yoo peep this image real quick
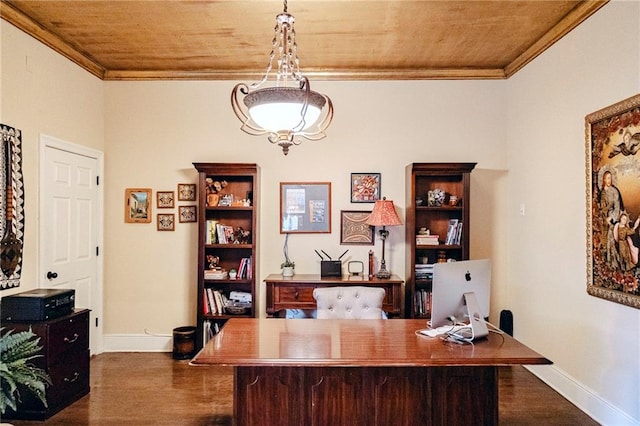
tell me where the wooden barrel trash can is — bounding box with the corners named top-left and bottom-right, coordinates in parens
top-left (172, 326), bottom-right (196, 359)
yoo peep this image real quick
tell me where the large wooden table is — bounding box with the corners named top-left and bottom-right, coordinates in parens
top-left (264, 273), bottom-right (404, 317)
top-left (192, 318), bottom-right (551, 425)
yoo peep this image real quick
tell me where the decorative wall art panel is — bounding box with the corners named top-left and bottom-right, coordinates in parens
top-left (1, 124), bottom-right (25, 290)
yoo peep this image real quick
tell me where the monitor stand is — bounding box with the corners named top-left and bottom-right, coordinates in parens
top-left (463, 292), bottom-right (489, 339)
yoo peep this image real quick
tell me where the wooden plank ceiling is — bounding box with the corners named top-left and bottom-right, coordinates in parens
top-left (0, 0), bottom-right (608, 81)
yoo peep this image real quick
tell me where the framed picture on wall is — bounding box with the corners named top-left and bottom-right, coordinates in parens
top-left (280, 182), bottom-right (331, 233)
top-left (350, 173), bottom-right (380, 203)
top-left (157, 191), bottom-right (175, 208)
top-left (340, 210), bottom-right (374, 245)
top-left (585, 93), bottom-right (640, 309)
top-left (124, 188), bottom-right (152, 223)
top-left (177, 183), bottom-right (196, 201)
top-left (157, 213), bottom-right (175, 231)
top-left (179, 206), bottom-right (197, 223)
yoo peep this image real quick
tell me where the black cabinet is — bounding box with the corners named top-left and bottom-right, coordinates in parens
top-left (2, 309), bottom-right (90, 420)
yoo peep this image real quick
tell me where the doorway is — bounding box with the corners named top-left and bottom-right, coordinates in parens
top-left (39, 135), bottom-right (103, 354)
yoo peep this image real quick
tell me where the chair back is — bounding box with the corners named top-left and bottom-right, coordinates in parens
top-left (313, 286), bottom-right (385, 319)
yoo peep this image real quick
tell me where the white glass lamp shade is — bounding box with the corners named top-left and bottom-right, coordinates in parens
top-left (244, 87), bottom-right (326, 132)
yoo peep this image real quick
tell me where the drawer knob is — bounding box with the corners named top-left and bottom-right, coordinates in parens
top-left (294, 291), bottom-right (299, 299)
top-left (64, 333), bottom-right (79, 344)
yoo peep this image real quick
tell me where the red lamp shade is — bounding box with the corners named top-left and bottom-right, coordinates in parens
top-left (365, 198), bottom-right (402, 227)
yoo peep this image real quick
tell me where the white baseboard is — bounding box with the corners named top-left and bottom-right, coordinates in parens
top-left (103, 333), bottom-right (172, 352)
top-left (526, 365), bottom-right (639, 426)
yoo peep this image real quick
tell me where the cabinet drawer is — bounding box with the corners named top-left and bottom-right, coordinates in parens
top-left (275, 286), bottom-right (316, 305)
top-left (47, 349), bottom-right (90, 407)
top-left (48, 313), bottom-right (89, 360)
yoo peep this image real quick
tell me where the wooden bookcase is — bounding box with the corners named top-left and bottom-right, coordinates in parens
top-left (405, 163), bottom-right (476, 319)
top-left (193, 163), bottom-right (259, 350)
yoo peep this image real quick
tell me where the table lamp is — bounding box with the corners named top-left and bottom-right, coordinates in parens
top-left (365, 197), bottom-right (402, 279)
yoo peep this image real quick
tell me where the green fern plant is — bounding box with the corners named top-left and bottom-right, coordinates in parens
top-left (0, 327), bottom-right (51, 415)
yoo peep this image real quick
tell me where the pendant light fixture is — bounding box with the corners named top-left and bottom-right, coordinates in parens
top-left (231, 0), bottom-right (333, 155)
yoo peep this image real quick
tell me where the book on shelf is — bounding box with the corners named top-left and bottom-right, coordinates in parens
top-left (214, 224), bottom-right (229, 244)
top-left (237, 257), bottom-right (253, 279)
top-left (415, 263), bottom-right (434, 280)
top-left (414, 289), bottom-right (432, 317)
top-left (416, 235), bottom-right (440, 245)
top-left (204, 269), bottom-right (228, 280)
top-left (205, 220), bottom-right (218, 244)
top-left (445, 220), bottom-right (463, 245)
top-left (203, 288), bottom-right (230, 315)
top-left (205, 288), bottom-right (217, 314)
top-left (214, 290), bottom-right (226, 314)
top-left (203, 320), bottom-right (221, 345)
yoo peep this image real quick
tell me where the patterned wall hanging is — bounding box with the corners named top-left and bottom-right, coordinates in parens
top-left (1, 124), bottom-right (25, 290)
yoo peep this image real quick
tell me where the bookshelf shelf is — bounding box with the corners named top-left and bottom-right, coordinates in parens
top-left (194, 162), bottom-right (259, 350)
top-left (204, 244), bottom-right (253, 249)
top-left (405, 163), bottom-right (475, 319)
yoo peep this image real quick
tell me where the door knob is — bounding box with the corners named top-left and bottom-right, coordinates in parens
top-left (46, 271), bottom-right (58, 280)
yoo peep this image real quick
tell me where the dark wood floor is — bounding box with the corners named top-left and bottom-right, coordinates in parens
top-left (7, 353), bottom-right (598, 425)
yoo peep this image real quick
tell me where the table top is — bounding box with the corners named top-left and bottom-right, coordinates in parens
top-left (191, 318), bottom-right (551, 367)
top-left (263, 274), bottom-right (403, 284)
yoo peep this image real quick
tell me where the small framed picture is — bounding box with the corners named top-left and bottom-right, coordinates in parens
top-left (350, 173), bottom-right (381, 203)
top-left (156, 191), bottom-right (175, 208)
top-left (179, 206), bottom-right (197, 223)
top-left (340, 210), bottom-right (374, 245)
top-left (178, 183), bottom-right (196, 201)
top-left (157, 213), bottom-right (175, 231)
top-left (124, 188), bottom-right (152, 223)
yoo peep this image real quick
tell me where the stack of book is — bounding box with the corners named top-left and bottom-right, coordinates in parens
top-left (204, 269), bottom-right (228, 280)
top-left (414, 289), bottom-right (432, 317)
top-left (416, 234), bottom-right (440, 245)
top-left (415, 263), bottom-right (434, 280)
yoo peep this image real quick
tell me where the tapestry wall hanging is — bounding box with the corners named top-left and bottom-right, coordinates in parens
top-left (586, 93), bottom-right (640, 309)
top-left (0, 124), bottom-right (25, 290)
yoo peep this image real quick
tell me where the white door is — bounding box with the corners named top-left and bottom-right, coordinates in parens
top-left (40, 135), bottom-right (103, 354)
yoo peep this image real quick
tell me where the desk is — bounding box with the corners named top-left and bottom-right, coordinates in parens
top-left (192, 318), bottom-right (551, 426)
top-left (264, 273), bottom-right (403, 317)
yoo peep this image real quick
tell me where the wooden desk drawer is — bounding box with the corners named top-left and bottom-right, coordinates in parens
top-left (275, 286), bottom-right (316, 305)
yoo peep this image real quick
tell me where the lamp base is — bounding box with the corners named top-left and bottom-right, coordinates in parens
top-left (375, 270), bottom-right (391, 279)
top-left (375, 260), bottom-right (391, 279)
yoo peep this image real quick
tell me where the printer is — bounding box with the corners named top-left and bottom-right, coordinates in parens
top-left (1, 288), bottom-right (75, 321)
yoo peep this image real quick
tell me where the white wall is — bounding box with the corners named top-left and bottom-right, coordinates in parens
top-left (506, 1), bottom-right (640, 424)
top-left (103, 80), bottom-right (508, 334)
top-left (0, 21), bottom-right (104, 294)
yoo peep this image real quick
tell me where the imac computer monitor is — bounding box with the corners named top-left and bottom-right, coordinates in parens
top-left (431, 259), bottom-right (491, 337)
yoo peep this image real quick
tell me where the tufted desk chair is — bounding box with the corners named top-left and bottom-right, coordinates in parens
top-left (313, 286), bottom-right (386, 319)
